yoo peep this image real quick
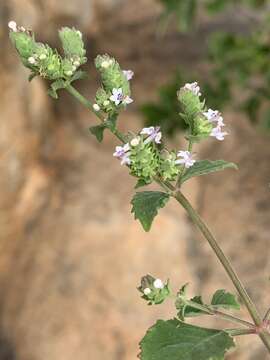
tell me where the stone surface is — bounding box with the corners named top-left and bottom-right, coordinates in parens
top-left (0, 0), bottom-right (269, 359)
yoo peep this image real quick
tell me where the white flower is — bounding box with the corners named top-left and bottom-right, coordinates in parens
top-left (203, 109), bottom-right (224, 127)
top-left (65, 70), bottom-right (73, 77)
top-left (210, 126), bottom-right (228, 141)
top-left (8, 21), bottom-right (17, 32)
top-left (73, 60), bottom-right (80, 67)
top-left (123, 70), bottom-right (134, 81)
top-left (28, 56), bottom-right (36, 65)
top-left (130, 137), bottom-right (140, 147)
top-left (183, 82), bottom-right (201, 96)
top-left (143, 288), bottom-right (151, 295)
top-left (93, 104), bottom-right (100, 112)
top-left (39, 54), bottom-right (47, 60)
top-left (175, 151), bottom-right (196, 168)
top-left (110, 88), bottom-right (123, 105)
top-left (140, 127), bottom-right (162, 144)
top-left (153, 279), bottom-right (164, 289)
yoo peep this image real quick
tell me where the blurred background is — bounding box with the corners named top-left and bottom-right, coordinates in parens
top-left (1, 0), bottom-right (270, 359)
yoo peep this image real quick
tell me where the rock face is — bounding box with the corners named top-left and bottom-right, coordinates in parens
top-left (0, 1), bottom-right (269, 359)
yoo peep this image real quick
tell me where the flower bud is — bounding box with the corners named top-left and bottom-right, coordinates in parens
top-left (58, 27), bottom-right (87, 65)
top-left (138, 275), bottom-right (170, 305)
top-left (95, 54), bottom-right (131, 98)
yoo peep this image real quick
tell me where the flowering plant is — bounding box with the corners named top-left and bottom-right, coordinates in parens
top-left (9, 21), bottom-right (270, 359)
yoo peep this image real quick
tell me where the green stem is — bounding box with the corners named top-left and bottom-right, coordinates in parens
top-left (226, 328), bottom-right (256, 337)
top-left (64, 82), bottom-right (270, 352)
top-left (174, 190), bottom-right (270, 352)
top-left (183, 298), bottom-right (254, 329)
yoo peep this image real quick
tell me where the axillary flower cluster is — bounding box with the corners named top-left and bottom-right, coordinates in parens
top-left (113, 80), bottom-right (228, 185)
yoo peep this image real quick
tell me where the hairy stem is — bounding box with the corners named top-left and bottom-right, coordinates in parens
top-left (226, 328), bottom-right (255, 337)
top-left (173, 190), bottom-right (270, 352)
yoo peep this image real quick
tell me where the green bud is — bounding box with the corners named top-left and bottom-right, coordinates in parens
top-left (95, 87), bottom-right (114, 112)
top-left (159, 150), bottom-right (179, 181)
top-left (138, 275), bottom-right (171, 305)
top-left (9, 30), bottom-right (37, 67)
top-left (129, 140), bottom-right (159, 183)
top-left (59, 27), bottom-right (87, 64)
top-left (95, 54), bottom-right (130, 96)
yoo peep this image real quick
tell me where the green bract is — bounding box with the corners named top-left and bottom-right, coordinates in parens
top-left (95, 54), bottom-right (130, 96)
top-left (58, 27), bottom-right (87, 65)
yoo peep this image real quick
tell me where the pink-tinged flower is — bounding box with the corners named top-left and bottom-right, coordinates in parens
top-left (110, 88), bottom-right (133, 106)
top-left (175, 151), bottom-right (196, 168)
top-left (140, 126), bottom-right (162, 144)
top-left (123, 70), bottom-right (134, 81)
top-left (210, 126), bottom-right (228, 141)
top-left (203, 109), bottom-right (224, 127)
top-left (183, 82), bottom-right (201, 96)
top-left (113, 143), bottom-right (131, 165)
top-left (123, 95), bottom-right (133, 105)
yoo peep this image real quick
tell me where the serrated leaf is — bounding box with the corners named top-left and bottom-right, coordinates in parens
top-left (89, 124), bottom-right (106, 143)
top-left (131, 191), bottom-right (170, 231)
top-left (181, 160), bottom-right (238, 184)
top-left (47, 79), bottom-right (66, 99)
top-left (140, 319), bottom-right (235, 360)
top-left (211, 290), bottom-right (240, 310)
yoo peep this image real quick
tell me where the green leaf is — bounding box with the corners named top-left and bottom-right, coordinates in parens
top-left (89, 124), bottom-right (106, 143)
top-left (211, 290), bottom-right (240, 310)
top-left (135, 178), bottom-right (151, 189)
top-left (47, 79), bottom-right (66, 99)
top-left (181, 160), bottom-right (238, 184)
top-left (28, 72), bottom-right (37, 82)
top-left (140, 319), bottom-right (235, 360)
top-left (131, 191), bottom-right (170, 231)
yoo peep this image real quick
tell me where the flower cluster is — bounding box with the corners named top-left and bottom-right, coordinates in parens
top-left (94, 55), bottom-right (133, 113)
top-left (178, 82), bottom-right (227, 142)
top-left (138, 275), bottom-right (170, 305)
top-left (8, 22), bottom-right (86, 81)
top-left (113, 126), bottom-right (197, 183)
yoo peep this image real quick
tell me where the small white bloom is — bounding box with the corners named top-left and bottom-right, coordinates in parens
top-left (20, 26), bottom-right (26, 32)
top-left (108, 59), bottom-right (114, 66)
top-left (39, 54), bottom-right (47, 60)
top-left (183, 82), bottom-right (201, 97)
top-left (73, 60), bottom-right (80, 67)
top-left (175, 150), bottom-right (196, 168)
top-left (153, 279), bottom-right (164, 289)
top-left (141, 127), bottom-right (162, 144)
top-left (113, 143), bottom-right (131, 165)
top-left (101, 60), bottom-right (110, 69)
top-left (143, 288), bottom-right (151, 295)
top-left (8, 21), bottom-right (17, 32)
top-left (65, 70), bottom-right (73, 76)
top-left (72, 65), bottom-right (77, 72)
top-left (110, 88), bottom-right (123, 106)
top-left (123, 70), bottom-right (134, 81)
top-left (210, 126), bottom-right (228, 141)
top-left (93, 104), bottom-right (100, 112)
top-left (203, 109), bottom-right (224, 127)
top-left (130, 137), bottom-right (140, 147)
top-left (28, 56), bottom-right (36, 65)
